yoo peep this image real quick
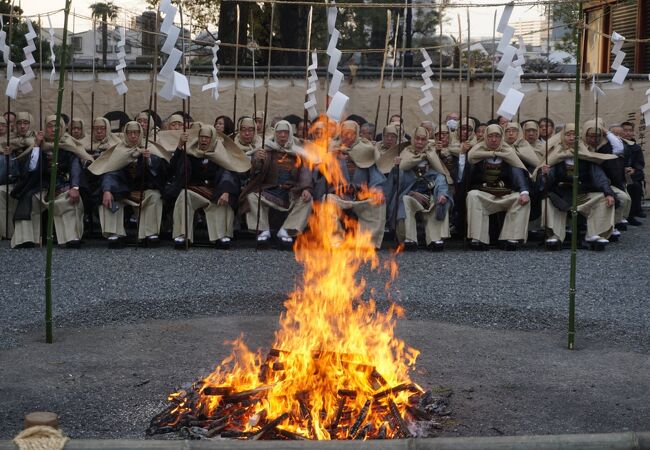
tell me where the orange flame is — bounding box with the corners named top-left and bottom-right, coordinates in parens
top-left (162, 115), bottom-right (419, 440)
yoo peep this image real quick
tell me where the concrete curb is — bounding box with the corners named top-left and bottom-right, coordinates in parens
top-left (1, 432), bottom-right (649, 450)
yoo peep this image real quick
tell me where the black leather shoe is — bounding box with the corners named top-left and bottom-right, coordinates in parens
top-left (628, 217), bottom-right (643, 226)
top-left (14, 242), bottom-right (35, 249)
top-left (147, 235), bottom-right (160, 247)
top-left (427, 241), bottom-right (444, 251)
top-left (403, 241), bottom-right (418, 251)
top-left (635, 211), bottom-right (647, 218)
top-left (616, 222), bottom-right (628, 231)
top-left (503, 240), bottom-right (519, 251)
top-left (66, 239), bottom-right (82, 249)
top-left (214, 238), bottom-right (231, 250)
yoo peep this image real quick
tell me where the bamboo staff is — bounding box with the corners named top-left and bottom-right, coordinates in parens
top-left (122, 11), bottom-right (128, 115)
top-left (373, 10), bottom-right (391, 136)
top-left (38, 14), bottom-right (44, 247)
top-left (232, 4), bottom-right (241, 122)
top-left (302, 6), bottom-right (313, 141)
top-left (45, 0), bottom-right (73, 344)
top-left (255, 2), bottom-right (275, 244)
top-left (180, 2), bottom-right (189, 250)
top-left (568, 2), bottom-right (585, 351)
top-left (491, 10), bottom-right (496, 119)
top-left (90, 18), bottom-right (96, 157)
top-left (5, 0), bottom-right (14, 243)
top-left (385, 14), bottom-right (400, 127)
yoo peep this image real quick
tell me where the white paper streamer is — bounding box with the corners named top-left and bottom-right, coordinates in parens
top-left (418, 48), bottom-right (434, 115)
top-left (610, 31), bottom-right (628, 86)
top-left (326, 4), bottom-right (346, 121)
top-left (494, 6), bottom-right (525, 119)
top-left (0, 20), bottom-right (15, 81)
top-left (590, 74), bottom-right (605, 100)
top-left (113, 26), bottom-right (128, 95)
top-left (47, 15), bottom-right (56, 84)
top-left (303, 51), bottom-right (319, 120)
top-left (201, 40), bottom-right (221, 101)
top-left (6, 18), bottom-right (38, 98)
top-left (158, 0), bottom-right (190, 101)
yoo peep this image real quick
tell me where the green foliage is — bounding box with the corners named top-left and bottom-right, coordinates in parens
top-left (552, 3), bottom-right (579, 54)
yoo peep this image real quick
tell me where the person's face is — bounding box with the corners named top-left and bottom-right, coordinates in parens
top-left (585, 129), bottom-right (601, 147)
top-left (539, 120), bottom-right (554, 138)
top-left (0, 123), bottom-right (7, 136)
top-left (45, 121), bottom-right (58, 141)
top-left (168, 121), bottom-right (183, 131)
top-left (435, 131), bottom-right (449, 146)
top-left (137, 117), bottom-right (149, 133)
top-left (445, 113), bottom-right (459, 121)
top-left (475, 125), bottom-right (486, 140)
top-left (275, 129), bottom-right (290, 146)
top-left (255, 117), bottom-right (264, 133)
top-left (498, 116), bottom-right (509, 128)
top-left (4, 114), bottom-right (14, 130)
top-left (383, 132), bottom-right (397, 148)
top-left (70, 124), bottom-right (83, 139)
top-left (413, 134), bottom-right (428, 151)
top-left (93, 125), bottom-right (107, 141)
top-left (296, 121), bottom-right (306, 137)
top-left (486, 132), bottom-right (502, 150)
top-left (460, 125), bottom-right (472, 141)
top-left (504, 127), bottom-right (518, 145)
top-left (610, 127), bottom-right (623, 138)
top-left (340, 127), bottom-right (357, 147)
top-left (215, 118), bottom-right (225, 133)
top-left (126, 129), bottom-right (140, 146)
top-left (564, 130), bottom-right (576, 147)
top-left (360, 127), bottom-right (374, 141)
top-left (16, 119), bottom-right (30, 137)
top-left (622, 125), bottom-right (635, 140)
top-left (389, 115), bottom-right (402, 124)
top-left (198, 134), bottom-right (212, 150)
top-left (525, 128), bottom-right (538, 143)
top-left (240, 126), bottom-right (255, 144)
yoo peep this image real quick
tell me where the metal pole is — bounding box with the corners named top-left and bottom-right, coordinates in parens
top-left (568, 2), bottom-right (584, 351)
top-left (45, 0), bottom-right (73, 344)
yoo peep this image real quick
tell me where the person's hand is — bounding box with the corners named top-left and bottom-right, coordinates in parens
top-left (217, 192), bottom-right (230, 206)
top-left (519, 193), bottom-right (530, 206)
top-left (34, 131), bottom-right (44, 147)
top-left (2, 145), bottom-right (10, 156)
top-left (605, 195), bottom-right (615, 207)
top-left (142, 148), bottom-right (151, 159)
top-left (178, 132), bottom-right (188, 148)
top-left (301, 189), bottom-right (312, 202)
top-left (460, 141), bottom-right (472, 154)
top-left (435, 141), bottom-right (444, 151)
top-left (67, 187), bottom-right (80, 205)
top-left (394, 156), bottom-right (401, 166)
top-left (625, 167), bottom-right (635, 175)
top-left (437, 195), bottom-right (447, 205)
top-left (541, 164), bottom-right (550, 175)
top-left (254, 149), bottom-right (267, 161)
top-left (102, 191), bottom-right (113, 209)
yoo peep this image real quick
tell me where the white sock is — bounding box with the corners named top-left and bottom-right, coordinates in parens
top-left (258, 230), bottom-right (271, 239)
top-left (277, 228), bottom-right (290, 239)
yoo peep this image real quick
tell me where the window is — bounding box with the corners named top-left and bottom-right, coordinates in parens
top-left (71, 36), bottom-right (82, 53)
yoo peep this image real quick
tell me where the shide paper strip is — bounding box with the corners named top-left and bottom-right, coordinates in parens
top-left (113, 26), bottom-right (128, 95)
top-left (326, 3), bottom-right (347, 121)
top-left (303, 51), bottom-right (319, 120)
top-left (610, 31), bottom-right (628, 86)
top-left (201, 41), bottom-right (221, 101)
top-left (494, 5), bottom-right (525, 118)
top-left (418, 48), bottom-right (434, 115)
top-left (158, 0), bottom-right (190, 100)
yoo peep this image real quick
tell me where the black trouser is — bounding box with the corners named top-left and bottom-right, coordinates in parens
top-left (627, 181), bottom-right (644, 217)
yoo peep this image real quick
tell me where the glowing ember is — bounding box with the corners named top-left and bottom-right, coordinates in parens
top-left (148, 117), bottom-right (446, 440)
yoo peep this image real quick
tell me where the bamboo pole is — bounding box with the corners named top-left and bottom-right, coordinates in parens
top-left (45, 0), bottom-right (73, 344)
top-left (568, 2), bottom-right (584, 351)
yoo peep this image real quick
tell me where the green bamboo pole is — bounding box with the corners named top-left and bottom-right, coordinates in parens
top-left (45, 0), bottom-right (73, 344)
top-left (568, 2), bottom-right (584, 351)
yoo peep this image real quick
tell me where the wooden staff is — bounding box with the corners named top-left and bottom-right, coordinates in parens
top-left (250, 7), bottom-right (257, 120)
top-left (437, 6), bottom-right (443, 136)
top-left (233, 4), bottom-right (241, 122)
top-left (254, 2), bottom-right (275, 245)
top-left (45, 0), bottom-right (73, 343)
top-left (543, 5), bottom-right (551, 246)
top-left (457, 15), bottom-right (462, 137)
top-left (38, 14), bottom-right (44, 246)
top-left (70, 9), bottom-right (75, 121)
top-left (90, 17), bottom-right (96, 157)
top-left (393, 3), bottom-right (407, 232)
top-left (465, 9), bottom-right (470, 138)
top-left (491, 10), bottom-right (496, 120)
top-left (373, 10), bottom-right (391, 137)
top-left (385, 14), bottom-right (400, 127)
top-left (302, 6), bottom-right (313, 141)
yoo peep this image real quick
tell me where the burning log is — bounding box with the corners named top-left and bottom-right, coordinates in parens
top-left (328, 397), bottom-right (346, 437)
top-left (221, 385), bottom-right (274, 404)
top-left (251, 413), bottom-right (289, 440)
top-left (348, 399), bottom-right (371, 439)
top-left (388, 398), bottom-right (413, 438)
top-left (202, 386), bottom-right (232, 396)
top-left (373, 383), bottom-right (420, 400)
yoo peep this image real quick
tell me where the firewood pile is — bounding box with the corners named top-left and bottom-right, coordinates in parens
top-left (147, 348), bottom-right (452, 440)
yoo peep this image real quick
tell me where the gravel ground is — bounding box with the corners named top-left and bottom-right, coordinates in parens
top-left (1, 225), bottom-right (648, 352)
top-left (0, 222), bottom-right (649, 440)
